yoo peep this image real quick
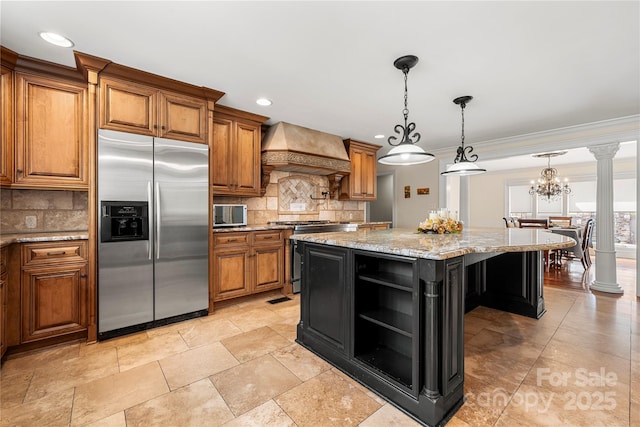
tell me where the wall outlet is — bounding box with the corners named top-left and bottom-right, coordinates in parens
top-left (25, 215), bottom-right (37, 229)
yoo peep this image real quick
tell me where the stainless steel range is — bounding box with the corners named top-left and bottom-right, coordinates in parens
top-left (270, 221), bottom-right (358, 293)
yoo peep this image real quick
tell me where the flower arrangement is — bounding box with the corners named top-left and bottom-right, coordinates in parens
top-left (418, 209), bottom-right (463, 234)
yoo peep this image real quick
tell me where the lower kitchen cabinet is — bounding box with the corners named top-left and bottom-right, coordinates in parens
top-left (357, 223), bottom-right (390, 231)
top-left (20, 240), bottom-right (88, 343)
top-left (253, 230), bottom-right (284, 292)
top-left (212, 230), bottom-right (285, 302)
top-left (212, 235), bottom-right (252, 301)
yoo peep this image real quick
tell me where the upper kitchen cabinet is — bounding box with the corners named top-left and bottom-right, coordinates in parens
top-left (211, 105), bottom-right (268, 196)
top-left (0, 60), bottom-right (14, 187)
top-left (14, 72), bottom-right (88, 190)
top-left (2, 47), bottom-right (89, 190)
top-left (339, 139), bottom-right (381, 201)
top-left (99, 77), bottom-right (208, 144)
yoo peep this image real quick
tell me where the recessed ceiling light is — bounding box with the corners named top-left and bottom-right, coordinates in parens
top-left (256, 98), bottom-right (272, 106)
top-left (374, 134), bottom-right (385, 139)
top-left (39, 32), bottom-right (74, 48)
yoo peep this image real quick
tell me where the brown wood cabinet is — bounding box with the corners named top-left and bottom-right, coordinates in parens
top-left (212, 232), bottom-right (252, 301)
top-left (253, 230), bottom-right (285, 292)
top-left (0, 65), bottom-right (13, 187)
top-left (14, 73), bottom-right (88, 189)
top-left (20, 241), bottom-right (88, 343)
top-left (340, 139), bottom-right (381, 201)
top-left (100, 77), bottom-right (207, 144)
top-left (357, 223), bottom-right (390, 230)
top-left (0, 246), bottom-right (7, 357)
top-left (211, 106), bottom-right (267, 196)
top-left (212, 230), bottom-right (285, 302)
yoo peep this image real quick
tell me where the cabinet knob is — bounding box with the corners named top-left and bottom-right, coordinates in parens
top-left (161, 126), bottom-right (166, 130)
top-left (80, 274), bottom-right (87, 278)
top-left (153, 125), bottom-right (158, 129)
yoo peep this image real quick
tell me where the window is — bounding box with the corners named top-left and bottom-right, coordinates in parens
top-left (508, 185), bottom-right (532, 218)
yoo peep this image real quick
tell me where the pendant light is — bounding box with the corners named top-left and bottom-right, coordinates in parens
top-left (441, 96), bottom-right (486, 176)
top-left (378, 55), bottom-right (435, 166)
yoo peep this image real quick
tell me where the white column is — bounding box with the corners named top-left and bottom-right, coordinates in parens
top-left (588, 142), bottom-right (623, 294)
top-left (459, 176), bottom-right (470, 226)
top-left (637, 143), bottom-right (639, 297)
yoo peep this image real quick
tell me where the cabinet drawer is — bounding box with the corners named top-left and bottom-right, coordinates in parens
top-left (213, 233), bottom-right (250, 247)
top-left (22, 240), bottom-right (87, 267)
top-left (253, 230), bottom-right (283, 245)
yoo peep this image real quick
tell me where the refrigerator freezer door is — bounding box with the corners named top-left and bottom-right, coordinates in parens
top-left (153, 138), bottom-right (209, 320)
top-left (98, 130), bottom-right (154, 333)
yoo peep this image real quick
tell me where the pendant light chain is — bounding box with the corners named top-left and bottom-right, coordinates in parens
top-left (403, 67), bottom-right (409, 123)
top-left (460, 101), bottom-right (466, 149)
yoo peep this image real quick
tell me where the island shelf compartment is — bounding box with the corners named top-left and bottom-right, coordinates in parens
top-left (353, 251), bottom-right (419, 396)
top-left (354, 322), bottom-right (413, 389)
top-left (354, 254), bottom-right (415, 291)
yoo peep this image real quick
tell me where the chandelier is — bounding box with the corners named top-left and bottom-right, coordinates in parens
top-left (529, 152), bottom-right (571, 201)
top-left (441, 96), bottom-right (486, 176)
top-left (378, 55), bottom-right (435, 166)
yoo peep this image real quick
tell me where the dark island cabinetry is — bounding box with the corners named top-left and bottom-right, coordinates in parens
top-left (296, 242), bottom-right (465, 427)
top-left (300, 244), bottom-right (351, 355)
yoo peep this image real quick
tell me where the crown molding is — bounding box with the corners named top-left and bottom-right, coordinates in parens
top-left (435, 115), bottom-right (640, 161)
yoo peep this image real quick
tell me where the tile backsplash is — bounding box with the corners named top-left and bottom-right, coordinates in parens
top-left (214, 170), bottom-right (365, 224)
top-left (0, 189), bottom-right (88, 234)
top-left (1, 171), bottom-right (364, 234)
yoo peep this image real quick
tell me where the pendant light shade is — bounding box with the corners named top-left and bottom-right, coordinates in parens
top-left (441, 96), bottom-right (486, 176)
top-left (378, 55), bottom-right (434, 166)
top-left (378, 144), bottom-right (435, 166)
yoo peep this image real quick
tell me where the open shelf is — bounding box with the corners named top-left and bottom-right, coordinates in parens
top-left (356, 345), bottom-right (413, 389)
top-left (359, 308), bottom-right (412, 337)
top-left (353, 251), bottom-right (417, 394)
top-left (355, 253), bottom-right (416, 291)
top-left (357, 271), bottom-right (413, 291)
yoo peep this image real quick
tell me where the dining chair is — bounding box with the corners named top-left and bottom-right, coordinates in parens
top-left (502, 217), bottom-right (516, 228)
top-left (581, 219), bottom-right (595, 269)
top-left (549, 216), bottom-right (572, 227)
top-left (517, 218), bottom-right (550, 270)
top-left (518, 218), bottom-right (549, 228)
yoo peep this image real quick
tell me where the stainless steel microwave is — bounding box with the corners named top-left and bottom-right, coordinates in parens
top-left (213, 204), bottom-right (247, 227)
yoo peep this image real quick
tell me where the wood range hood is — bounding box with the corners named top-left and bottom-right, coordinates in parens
top-left (261, 122), bottom-right (351, 176)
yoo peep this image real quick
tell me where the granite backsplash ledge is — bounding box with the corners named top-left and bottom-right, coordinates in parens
top-left (0, 189), bottom-right (88, 234)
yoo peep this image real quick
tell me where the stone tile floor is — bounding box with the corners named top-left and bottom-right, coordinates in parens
top-left (1, 282), bottom-right (638, 426)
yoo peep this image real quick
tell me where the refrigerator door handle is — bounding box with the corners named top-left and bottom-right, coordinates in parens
top-left (147, 181), bottom-right (153, 260)
top-left (155, 182), bottom-right (161, 259)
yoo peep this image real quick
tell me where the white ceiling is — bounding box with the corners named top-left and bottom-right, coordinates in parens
top-left (2, 1), bottom-right (639, 160)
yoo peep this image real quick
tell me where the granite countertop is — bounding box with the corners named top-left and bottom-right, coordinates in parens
top-left (212, 222), bottom-right (390, 233)
top-left (290, 227), bottom-right (576, 260)
top-left (212, 224), bottom-right (295, 233)
top-left (1, 231), bottom-right (90, 248)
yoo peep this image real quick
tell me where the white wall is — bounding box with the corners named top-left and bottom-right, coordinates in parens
top-left (467, 158), bottom-right (637, 228)
top-left (379, 161), bottom-right (441, 229)
top-left (378, 156), bottom-right (635, 230)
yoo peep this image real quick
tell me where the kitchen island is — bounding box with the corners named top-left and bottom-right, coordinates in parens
top-left (291, 227), bottom-right (574, 427)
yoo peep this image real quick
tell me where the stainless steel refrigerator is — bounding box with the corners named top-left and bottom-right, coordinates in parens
top-left (97, 129), bottom-right (209, 338)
